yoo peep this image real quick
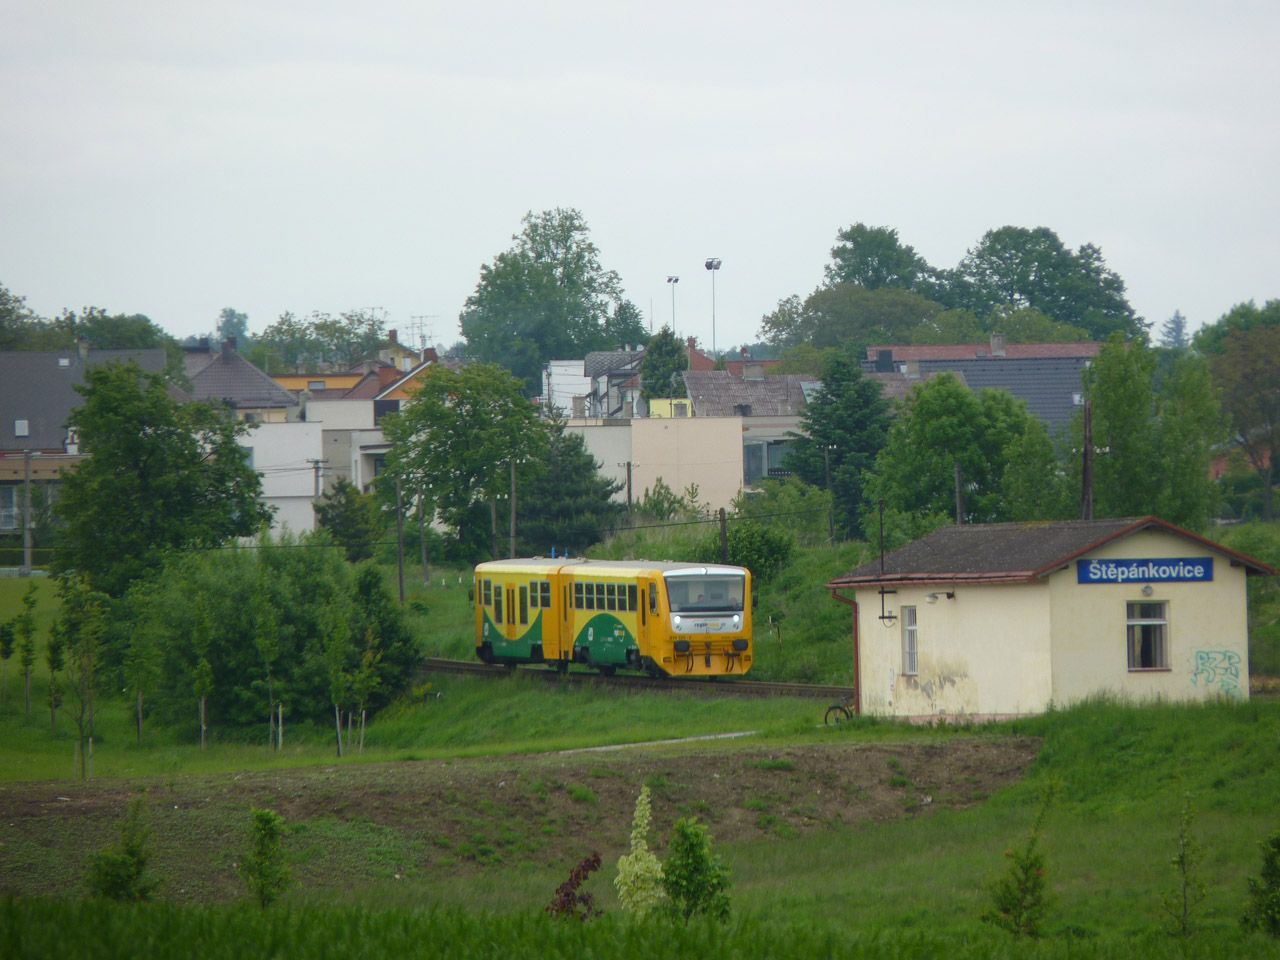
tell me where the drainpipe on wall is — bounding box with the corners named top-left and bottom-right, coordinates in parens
top-left (829, 588), bottom-right (860, 715)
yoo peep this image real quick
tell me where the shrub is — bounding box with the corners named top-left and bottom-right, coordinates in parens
top-left (240, 809), bottom-right (290, 908)
top-left (694, 520), bottom-right (794, 585)
top-left (661, 818), bottom-right (730, 923)
top-left (546, 852), bottom-right (602, 921)
top-left (615, 786), bottom-right (665, 916)
top-left (86, 797), bottom-right (157, 902)
top-left (1242, 830), bottom-right (1280, 937)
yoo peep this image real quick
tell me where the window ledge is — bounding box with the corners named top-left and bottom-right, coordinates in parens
top-left (1127, 667), bottom-right (1172, 673)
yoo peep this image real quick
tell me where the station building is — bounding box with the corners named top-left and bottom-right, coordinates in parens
top-left (826, 517), bottom-right (1275, 721)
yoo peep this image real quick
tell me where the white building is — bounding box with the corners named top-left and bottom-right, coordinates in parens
top-left (827, 517), bottom-right (1274, 721)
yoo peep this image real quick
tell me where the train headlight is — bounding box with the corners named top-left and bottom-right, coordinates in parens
top-left (673, 615), bottom-right (682, 628)
top-left (732, 614), bottom-right (740, 626)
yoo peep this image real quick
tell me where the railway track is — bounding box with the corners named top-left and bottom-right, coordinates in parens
top-left (420, 657), bottom-right (852, 701)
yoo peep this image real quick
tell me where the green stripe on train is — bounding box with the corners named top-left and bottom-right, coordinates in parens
top-left (574, 614), bottom-right (635, 666)
top-left (481, 609), bottom-right (544, 660)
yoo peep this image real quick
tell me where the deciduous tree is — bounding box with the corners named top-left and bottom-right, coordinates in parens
top-left (1210, 326), bottom-right (1280, 520)
top-left (54, 362), bottom-right (271, 597)
top-left (824, 222), bottom-right (937, 294)
top-left (460, 208), bottom-right (645, 392)
top-left (382, 364), bottom-right (545, 555)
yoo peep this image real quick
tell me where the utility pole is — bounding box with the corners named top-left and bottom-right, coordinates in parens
top-left (21, 449), bottom-right (33, 576)
top-left (718, 508), bottom-right (729, 564)
top-left (509, 458), bottom-right (517, 559)
top-left (618, 461), bottom-right (634, 509)
top-left (823, 446), bottom-right (835, 542)
top-left (394, 478), bottom-right (405, 604)
top-left (1081, 398), bottom-right (1094, 520)
top-left (307, 458), bottom-right (328, 497)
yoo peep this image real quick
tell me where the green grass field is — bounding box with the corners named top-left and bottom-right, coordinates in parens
top-left (4, 536), bottom-right (1280, 958)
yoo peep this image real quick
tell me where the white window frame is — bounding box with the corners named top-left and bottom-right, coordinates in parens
top-left (1126, 600), bottom-right (1169, 671)
top-left (901, 605), bottom-right (918, 676)
top-left (0, 486), bottom-right (17, 531)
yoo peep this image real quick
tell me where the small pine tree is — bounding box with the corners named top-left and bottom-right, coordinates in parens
top-left (1242, 831), bottom-right (1280, 937)
top-left (983, 791), bottom-right (1053, 937)
top-left (0, 619), bottom-right (15, 701)
top-left (615, 786), bottom-right (665, 916)
top-left (661, 818), bottom-right (730, 923)
top-left (86, 797), bottom-right (158, 902)
top-left (1162, 794), bottom-right (1206, 936)
top-left (240, 808), bottom-right (290, 908)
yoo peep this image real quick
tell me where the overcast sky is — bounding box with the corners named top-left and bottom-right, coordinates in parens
top-left (3, 1), bottom-right (1277, 354)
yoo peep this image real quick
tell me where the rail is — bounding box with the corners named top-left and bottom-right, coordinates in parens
top-left (420, 657), bottom-right (852, 701)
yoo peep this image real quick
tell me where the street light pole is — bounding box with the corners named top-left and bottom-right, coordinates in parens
top-left (666, 275), bottom-right (679, 336)
top-left (704, 258), bottom-right (721, 356)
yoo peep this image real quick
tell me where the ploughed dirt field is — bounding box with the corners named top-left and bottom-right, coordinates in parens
top-left (0, 737), bottom-right (1039, 902)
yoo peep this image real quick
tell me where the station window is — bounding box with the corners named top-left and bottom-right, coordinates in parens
top-left (1127, 601), bottom-right (1169, 670)
top-left (901, 605), bottom-right (918, 676)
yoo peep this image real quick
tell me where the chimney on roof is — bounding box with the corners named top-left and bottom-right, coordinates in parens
top-left (388, 329), bottom-right (398, 345)
top-left (686, 336), bottom-right (697, 351)
top-left (222, 336), bottom-right (237, 357)
top-left (990, 332), bottom-right (1006, 357)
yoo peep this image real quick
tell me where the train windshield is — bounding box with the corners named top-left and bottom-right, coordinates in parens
top-left (665, 574), bottom-right (746, 613)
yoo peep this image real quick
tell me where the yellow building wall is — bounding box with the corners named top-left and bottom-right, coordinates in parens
top-left (648, 398), bottom-right (693, 419)
top-left (1048, 529), bottom-right (1250, 704)
top-left (854, 583), bottom-right (1053, 719)
top-left (272, 374), bottom-right (362, 392)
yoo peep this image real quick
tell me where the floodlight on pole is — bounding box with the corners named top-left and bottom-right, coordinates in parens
top-left (666, 275), bottom-right (679, 336)
top-left (704, 258), bottom-right (721, 356)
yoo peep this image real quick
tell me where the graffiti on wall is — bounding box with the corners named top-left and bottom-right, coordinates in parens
top-left (1190, 650), bottom-right (1243, 697)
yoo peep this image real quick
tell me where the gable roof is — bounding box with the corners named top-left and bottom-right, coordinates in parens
top-left (584, 350), bottom-right (643, 380)
top-left (866, 342), bottom-right (1102, 362)
top-left (682, 370), bottom-right (815, 417)
top-left (827, 517), bottom-right (1275, 590)
top-left (914, 357), bottom-right (1089, 433)
top-left (187, 346), bottom-right (297, 410)
top-left (0, 348), bottom-right (168, 453)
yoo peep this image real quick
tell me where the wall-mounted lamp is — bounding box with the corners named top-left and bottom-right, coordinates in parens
top-left (1141, 584), bottom-right (1154, 597)
top-left (925, 591), bottom-right (956, 604)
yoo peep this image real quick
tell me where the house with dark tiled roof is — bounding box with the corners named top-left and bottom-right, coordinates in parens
top-left (863, 335), bottom-right (1099, 434)
top-left (827, 517), bottom-right (1274, 720)
top-left (185, 338), bottom-right (298, 423)
top-left (0, 347), bottom-right (170, 543)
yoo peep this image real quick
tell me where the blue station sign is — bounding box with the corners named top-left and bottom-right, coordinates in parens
top-left (1077, 557), bottom-right (1214, 584)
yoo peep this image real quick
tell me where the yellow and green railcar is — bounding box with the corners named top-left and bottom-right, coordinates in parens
top-left (474, 559), bottom-right (753, 678)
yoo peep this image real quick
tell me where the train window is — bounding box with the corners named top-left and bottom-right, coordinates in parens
top-left (628, 584), bottom-right (637, 612)
top-left (585, 583), bottom-right (595, 610)
top-left (595, 583), bottom-right (605, 610)
top-left (605, 583), bottom-right (617, 611)
top-left (573, 582), bottom-right (584, 609)
top-left (529, 581), bottom-right (538, 609)
top-left (519, 586), bottom-right (528, 625)
top-left (483, 579), bottom-right (492, 606)
top-left (640, 589), bottom-right (646, 625)
top-left (540, 581), bottom-right (551, 608)
top-left (649, 582), bottom-right (659, 615)
top-left (494, 587), bottom-right (503, 623)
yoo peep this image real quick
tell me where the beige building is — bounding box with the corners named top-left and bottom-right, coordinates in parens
top-left (827, 517), bottom-right (1274, 721)
top-left (567, 416), bottom-right (745, 510)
